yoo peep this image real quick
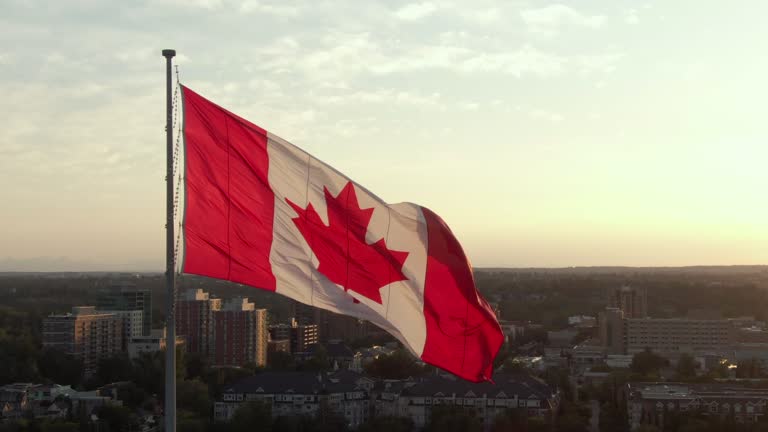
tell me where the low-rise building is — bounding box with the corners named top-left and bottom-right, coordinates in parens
top-left (626, 382), bottom-right (768, 430)
top-left (624, 318), bottom-right (734, 358)
top-left (214, 370), bottom-right (374, 428)
top-left (127, 328), bottom-right (185, 359)
top-left (387, 373), bottom-right (559, 430)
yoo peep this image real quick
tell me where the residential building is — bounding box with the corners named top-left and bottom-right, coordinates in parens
top-left (624, 318), bottom-right (734, 357)
top-left (547, 329), bottom-right (578, 348)
top-left (627, 382), bottom-right (768, 430)
top-left (385, 373), bottom-right (559, 430)
top-left (214, 370), bottom-right (374, 428)
top-left (42, 306), bottom-right (123, 375)
top-left (269, 319), bottom-right (319, 354)
top-left (96, 282), bottom-right (152, 336)
top-left (177, 289), bottom-right (221, 359)
top-left (127, 328), bottom-right (185, 359)
top-left (292, 300), bottom-right (369, 342)
top-left (98, 309), bottom-right (142, 350)
top-left (599, 307), bottom-right (625, 355)
top-left (212, 298), bottom-right (268, 367)
top-left (607, 286), bottom-right (647, 318)
top-left (268, 339), bottom-right (290, 356)
top-left (291, 321), bottom-right (319, 354)
top-left (269, 323), bottom-right (292, 343)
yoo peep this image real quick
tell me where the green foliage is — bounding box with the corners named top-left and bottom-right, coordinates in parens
top-left (425, 405), bottom-right (482, 432)
top-left (96, 353), bottom-right (134, 386)
top-left (94, 404), bottom-right (135, 432)
top-left (114, 382), bottom-right (147, 409)
top-left (267, 350), bottom-right (295, 371)
top-left (178, 379), bottom-right (211, 418)
top-left (357, 416), bottom-right (413, 432)
top-left (630, 348), bottom-right (668, 377)
top-left (185, 352), bottom-right (210, 380)
top-left (363, 349), bottom-right (426, 379)
top-left (37, 349), bottom-right (83, 386)
top-left (177, 410), bottom-right (208, 432)
top-left (676, 353), bottom-right (698, 379)
top-left (300, 345), bottom-right (330, 372)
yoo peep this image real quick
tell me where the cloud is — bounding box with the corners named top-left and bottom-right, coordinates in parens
top-left (240, 1), bottom-right (302, 17)
top-left (625, 9), bottom-right (640, 25)
top-left (394, 2), bottom-right (438, 21)
top-left (521, 4), bottom-right (606, 35)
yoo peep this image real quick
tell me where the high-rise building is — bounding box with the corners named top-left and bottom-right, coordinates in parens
top-left (291, 300), bottom-right (368, 342)
top-left (290, 320), bottom-right (319, 353)
top-left (176, 289), bottom-right (221, 359)
top-left (98, 310), bottom-right (143, 350)
top-left (607, 285), bottom-right (647, 318)
top-left (96, 282), bottom-right (152, 336)
top-left (599, 307), bottom-right (625, 355)
top-left (212, 298), bottom-right (268, 367)
top-left (42, 306), bottom-right (123, 375)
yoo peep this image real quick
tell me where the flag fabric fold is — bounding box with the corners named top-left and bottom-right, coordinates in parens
top-left (181, 86), bottom-right (503, 382)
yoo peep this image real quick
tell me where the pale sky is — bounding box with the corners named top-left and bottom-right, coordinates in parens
top-left (1, 0), bottom-right (766, 271)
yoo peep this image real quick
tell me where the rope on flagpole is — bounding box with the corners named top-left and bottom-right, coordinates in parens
top-left (172, 65), bottom-right (184, 291)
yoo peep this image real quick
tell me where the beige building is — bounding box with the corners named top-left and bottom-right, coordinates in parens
top-left (624, 318), bottom-right (734, 356)
top-left (42, 306), bottom-right (123, 375)
top-left (127, 328), bottom-right (185, 359)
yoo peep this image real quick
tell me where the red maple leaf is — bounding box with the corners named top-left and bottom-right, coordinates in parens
top-left (286, 182), bottom-right (409, 304)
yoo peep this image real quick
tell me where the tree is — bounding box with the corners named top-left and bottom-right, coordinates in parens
top-left (364, 349), bottom-right (425, 379)
top-left (178, 410), bottom-right (207, 432)
top-left (630, 349), bottom-right (667, 377)
top-left (357, 416), bottom-right (413, 432)
top-left (491, 408), bottom-right (529, 432)
top-left (185, 352), bottom-right (210, 380)
top-left (267, 351), bottom-right (295, 371)
top-left (301, 344), bottom-right (331, 371)
top-left (425, 405), bottom-right (482, 432)
top-left (96, 352), bottom-right (134, 385)
top-left (676, 353), bottom-right (698, 379)
top-left (37, 349), bottom-right (82, 386)
top-left (94, 404), bottom-right (135, 432)
top-left (114, 382), bottom-right (147, 409)
top-left (178, 379), bottom-right (211, 418)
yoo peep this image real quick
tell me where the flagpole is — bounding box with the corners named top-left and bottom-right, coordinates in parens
top-left (162, 48), bottom-right (177, 432)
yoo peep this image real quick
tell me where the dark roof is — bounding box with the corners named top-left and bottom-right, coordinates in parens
top-left (224, 372), bottom-right (325, 395)
top-left (402, 373), bottom-right (555, 400)
top-left (307, 342), bottom-right (354, 358)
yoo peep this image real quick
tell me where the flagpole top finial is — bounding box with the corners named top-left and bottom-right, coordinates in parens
top-left (162, 49), bottom-right (176, 58)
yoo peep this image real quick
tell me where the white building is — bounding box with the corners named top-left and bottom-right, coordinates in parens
top-left (127, 328), bottom-right (185, 359)
top-left (382, 373), bottom-right (559, 430)
top-left (215, 370), bottom-right (374, 429)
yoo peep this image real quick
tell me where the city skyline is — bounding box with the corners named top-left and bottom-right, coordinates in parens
top-left (1, 0), bottom-right (767, 271)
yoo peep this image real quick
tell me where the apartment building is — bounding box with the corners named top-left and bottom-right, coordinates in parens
top-left (42, 306), bottom-right (123, 375)
top-left (212, 298), bottom-right (268, 367)
top-left (627, 382), bottom-right (768, 430)
top-left (176, 289), bottom-right (221, 359)
top-left (96, 282), bottom-right (152, 336)
top-left (624, 318), bottom-right (734, 356)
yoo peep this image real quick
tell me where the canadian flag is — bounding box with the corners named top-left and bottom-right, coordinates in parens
top-left (180, 86), bottom-right (502, 382)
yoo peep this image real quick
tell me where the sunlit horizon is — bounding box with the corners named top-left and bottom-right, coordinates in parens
top-left (1, 1), bottom-right (767, 271)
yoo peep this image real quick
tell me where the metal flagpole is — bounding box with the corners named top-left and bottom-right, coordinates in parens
top-left (162, 48), bottom-right (177, 432)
